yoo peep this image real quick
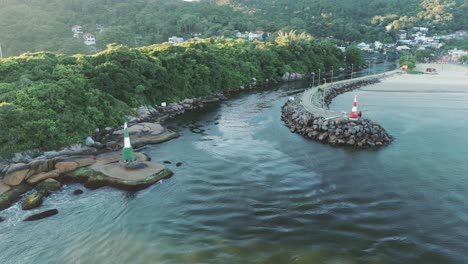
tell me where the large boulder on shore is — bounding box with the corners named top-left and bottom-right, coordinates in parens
top-left (26, 159), bottom-right (51, 179)
top-left (26, 169), bottom-right (60, 184)
top-left (22, 192), bottom-right (43, 210)
top-left (54, 161), bottom-right (79, 174)
top-left (3, 163), bottom-right (29, 186)
top-left (0, 180), bottom-right (11, 195)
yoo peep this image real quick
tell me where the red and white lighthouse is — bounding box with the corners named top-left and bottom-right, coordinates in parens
top-left (349, 95), bottom-right (360, 121)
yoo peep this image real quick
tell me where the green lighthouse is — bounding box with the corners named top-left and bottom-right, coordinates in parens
top-left (121, 122), bottom-right (136, 164)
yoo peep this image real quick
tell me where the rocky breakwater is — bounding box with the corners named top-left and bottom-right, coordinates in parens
top-left (281, 77), bottom-right (393, 148)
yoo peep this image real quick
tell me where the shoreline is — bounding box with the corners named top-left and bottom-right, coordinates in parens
top-left (0, 76), bottom-right (288, 216)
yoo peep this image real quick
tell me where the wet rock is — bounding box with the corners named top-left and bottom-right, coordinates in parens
top-left (176, 162), bottom-right (183, 167)
top-left (163, 161), bottom-right (171, 164)
top-left (0, 183), bottom-right (31, 211)
top-left (22, 192), bottom-right (43, 210)
top-left (0, 216), bottom-right (4, 222)
top-left (36, 179), bottom-right (61, 196)
top-left (24, 209), bottom-right (58, 221)
top-left (72, 189), bottom-right (84, 195)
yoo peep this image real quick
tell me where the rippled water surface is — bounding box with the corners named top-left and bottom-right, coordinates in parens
top-left (1, 78), bottom-right (468, 264)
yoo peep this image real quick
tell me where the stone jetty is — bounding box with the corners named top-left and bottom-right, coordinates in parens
top-left (281, 74), bottom-right (394, 148)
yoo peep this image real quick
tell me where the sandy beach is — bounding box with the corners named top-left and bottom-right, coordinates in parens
top-left (361, 63), bottom-right (468, 92)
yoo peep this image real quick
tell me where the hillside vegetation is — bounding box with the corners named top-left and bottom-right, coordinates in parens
top-left (0, 33), bottom-right (347, 156)
top-left (0, 0), bottom-right (466, 56)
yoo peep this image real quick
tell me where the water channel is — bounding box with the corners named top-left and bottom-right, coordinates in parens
top-left (1, 66), bottom-right (467, 264)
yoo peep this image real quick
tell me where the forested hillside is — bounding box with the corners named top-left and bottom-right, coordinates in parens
top-left (0, 33), bottom-right (347, 155)
top-left (0, 0), bottom-right (466, 57)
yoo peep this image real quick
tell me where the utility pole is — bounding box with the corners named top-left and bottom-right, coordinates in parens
top-left (318, 69), bottom-right (321, 86)
top-left (331, 66), bottom-right (334, 86)
top-left (0, 43), bottom-right (3, 59)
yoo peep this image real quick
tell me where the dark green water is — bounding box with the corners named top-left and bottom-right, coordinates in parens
top-left (1, 82), bottom-right (468, 264)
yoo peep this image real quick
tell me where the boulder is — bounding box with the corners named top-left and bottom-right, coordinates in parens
top-left (55, 161), bottom-right (79, 174)
top-left (44, 151), bottom-right (61, 159)
top-left (0, 180), bottom-right (11, 195)
top-left (24, 209), bottom-right (58, 221)
top-left (72, 189), bottom-right (84, 195)
top-left (85, 137), bottom-right (95, 146)
top-left (22, 192), bottom-right (43, 210)
top-left (105, 141), bottom-right (118, 151)
top-left (36, 179), bottom-right (61, 196)
top-left (26, 159), bottom-right (51, 179)
top-left (0, 183), bottom-right (31, 211)
top-left (26, 169), bottom-right (60, 184)
top-left (3, 163), bottom-right (29, 186)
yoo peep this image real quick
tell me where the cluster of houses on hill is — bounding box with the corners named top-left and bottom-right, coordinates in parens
top-left (349, 27), bottom-right (467, 61)
top-left (72, 25), bottom-right (97, 46)
top-left (167, 30), bottom-right (270, 44)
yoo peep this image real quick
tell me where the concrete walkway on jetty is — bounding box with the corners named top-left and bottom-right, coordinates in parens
top-left (300, 69), bottom-right (400, 119)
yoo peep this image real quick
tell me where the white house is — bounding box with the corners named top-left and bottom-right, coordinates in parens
top-left (72, 25), bottom-right (83, 38)
top-left (396, 45), bottom-right (411, 51)
top-left (83, 33), bottom-right (96, 45)
top-left (449, 49), bottom-right (468, 61)
top-left (337, 46), bottom-right (346, 52)
top-left (374, 41), bottom-right (383, 50)
top-left (168, 36), bottom-right (184, 44)
top-left (357, 42), bottom-right (371, 51)
top-left (248, 31), bottom-right (264, 41)
top-left (413, 27), bottom-right (429, 32)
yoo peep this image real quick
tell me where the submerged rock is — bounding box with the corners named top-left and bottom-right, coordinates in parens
top-left (72, 189), bottom-right (84, 195)
top-left (24, 209), bottom-right (58, 221)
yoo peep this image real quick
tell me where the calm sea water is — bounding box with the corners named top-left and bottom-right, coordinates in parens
top-left (1, 79), bottom-right (468, 264)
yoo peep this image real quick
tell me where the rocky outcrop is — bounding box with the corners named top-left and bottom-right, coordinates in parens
top-left (61, 152), bottom-right (172, 191)
top-left (24, 209), bottom-right (58, 221)
top-left (22, 192), bottom-right (43, 210)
